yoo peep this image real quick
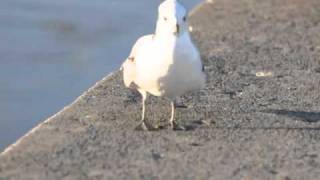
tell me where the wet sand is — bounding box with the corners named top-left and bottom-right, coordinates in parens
top-left (1, 0), bottom-right (320, 179)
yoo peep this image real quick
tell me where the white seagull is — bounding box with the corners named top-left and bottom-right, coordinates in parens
top-left (121, 0), bottom-right (206, 130)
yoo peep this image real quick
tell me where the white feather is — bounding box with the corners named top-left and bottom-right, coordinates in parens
top-left (122, 0), bottom-right (205, 99)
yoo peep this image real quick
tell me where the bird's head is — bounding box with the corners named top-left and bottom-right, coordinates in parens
top-left (156, 0), bottom-right (188, 37)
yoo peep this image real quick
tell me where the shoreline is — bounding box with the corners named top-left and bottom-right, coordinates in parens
top-left (0, 73), bottom-right (116, 156)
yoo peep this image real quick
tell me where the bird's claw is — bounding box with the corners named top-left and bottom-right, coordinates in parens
top-left (135, 122), bottom-right (149, 131)
top-left (135, 122), bottom-right (160, 131)
top-left (170, 121), bottom-right (186, 131)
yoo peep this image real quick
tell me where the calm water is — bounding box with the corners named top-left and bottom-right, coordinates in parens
top-left (0, 0), bottom-right (202, 151)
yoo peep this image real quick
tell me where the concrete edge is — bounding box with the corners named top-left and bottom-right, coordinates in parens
top-left (0, 72), bottom-right (117, 157)
top-left (0, 0), bottom-right (210, 157)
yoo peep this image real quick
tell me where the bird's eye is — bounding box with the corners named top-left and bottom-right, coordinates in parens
top-left (183, 16), bottom-right (187, 21)
top-left (163, 17), bottom-right (168, 21)
top-left (128, 57), bottom-right (134, 62)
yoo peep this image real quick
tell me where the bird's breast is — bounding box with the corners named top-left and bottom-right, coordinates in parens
top-left (135, 34), bottom-right (205, 98)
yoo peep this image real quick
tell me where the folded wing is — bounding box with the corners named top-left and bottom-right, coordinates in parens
top-left (121, 35), bottom-right (154, 88)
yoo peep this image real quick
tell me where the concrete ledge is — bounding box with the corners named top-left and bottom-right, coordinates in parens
top-left (2, 0), bottom-right (320, 179)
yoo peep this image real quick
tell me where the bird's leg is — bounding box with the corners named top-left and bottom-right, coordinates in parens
top-left (136, 91), bottom-right (148, 130)
top-left (169, 100), bottom-right (185, 130)
top-left (169, 101), bottom-right (175, 129)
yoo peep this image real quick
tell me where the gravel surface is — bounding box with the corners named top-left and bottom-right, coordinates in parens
top-left (1, 0), bottom-right (320, 179)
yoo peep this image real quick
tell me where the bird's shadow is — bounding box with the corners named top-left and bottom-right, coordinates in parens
top-left (183, 120), bottom-right (211, 131)
top-left (261, 109), bottom-right (320, 123)
top-left (184, 109), bottom-right (320, 131)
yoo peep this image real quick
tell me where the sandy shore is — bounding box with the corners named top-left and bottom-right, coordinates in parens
top-left (1, 0), bottom-right (320, 179)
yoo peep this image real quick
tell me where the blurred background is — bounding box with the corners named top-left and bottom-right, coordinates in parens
top-left (0, 0), bottom-right (202, 151)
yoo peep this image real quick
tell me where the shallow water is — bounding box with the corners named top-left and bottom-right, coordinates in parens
top-left (0, 0), bottom-right (202, 151)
